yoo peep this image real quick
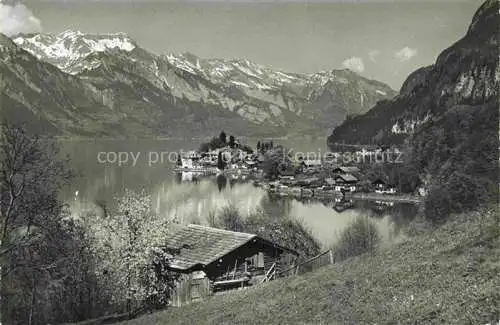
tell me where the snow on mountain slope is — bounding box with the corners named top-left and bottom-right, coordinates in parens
top-left (11, 30), bottom-right (397, 136)
top-left (13, 30), bottom-right (136, 73)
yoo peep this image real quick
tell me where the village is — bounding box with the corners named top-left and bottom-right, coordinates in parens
top-left (173, 133), bottom-right (408, 201)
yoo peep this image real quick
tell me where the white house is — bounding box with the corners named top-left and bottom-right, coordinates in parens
top-left (334, 174), bottom-right (359, 192)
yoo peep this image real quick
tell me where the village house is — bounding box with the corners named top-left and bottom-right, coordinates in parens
top-left (372, 179), bottom-right (397, 194)
top-left (179, 151), bottom-right (202, 169)
top-left (418, 186), bottom-right (428, 197)
top-left (163, 224), bottom-right (299, 307)
top-left (333, 174), bottom-right (359, 192)
top-left (232, 139), bottom-right (241, 148)
top-left (298, 159), bottom-right (322, 173)
top-left (230, 148), bottom-right (248, 162)
top-left (324, 177), bottom-right (335, 187)
top-left (332, 166), bottom-right (361, 176)
top-left (278, 169), bottom-right (296, 181)
top-left (243, 160), bottom-right (258, 170)
top-left (198, 151), bottom-right (218, 166)
top-left (295, 175), bottom-right (322, 188)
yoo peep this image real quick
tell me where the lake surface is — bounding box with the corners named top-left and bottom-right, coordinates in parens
top-left (61, 138), bottom-right (418, 248)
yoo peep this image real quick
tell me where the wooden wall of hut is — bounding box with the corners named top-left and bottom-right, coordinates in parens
top-left (171, 274), bottom-right (211, 307)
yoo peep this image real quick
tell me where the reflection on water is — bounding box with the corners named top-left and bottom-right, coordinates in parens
top-left (286, 198), bottom-right (419, 247)
top-left (62, 139), bottom-right (418, 248)
top-left (153, 177), bottom-right (266, 224)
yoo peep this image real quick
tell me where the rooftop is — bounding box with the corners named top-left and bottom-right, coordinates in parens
top-left (164, 224), bottom-right (298, 272)
top-left (333, 166), bottom-right (360, 174)
top-left (335, 173), bottom-right (359, 183)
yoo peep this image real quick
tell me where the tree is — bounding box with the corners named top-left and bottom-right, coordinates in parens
top-left (87, 190), bottom-right (175, 316)
top-left (218, 205), bottom-right (244, 232)
top-left (0, 123), bottom-right (71, 266)
top-left (0, 122), bottom-right (77, 325)
top-left (241, 145), bottom-right (253, 154)
top-left (215, 205), bottom-right (321, 261)
top-left (424, 171), bottom-right (491, 223)
top-left (200, 136), bottom-right (226, 152)
top-left (245, 210), bottom-right (321, 261)
top-left (219, 131), bottom-right (227, 144)
top-left (267, 161), bottom-right (280, 180)
top-left (5, 214), bottom-right (111, 325)
top-left (199, 142), bottom-right (210, 153)
top-left (217, 151), bottom-right (226, 170)
top-left (229, 135), bottom-right (236, 148)
top-left (332, 215), bottom-right (380, 262)
top-left (206, 210), bottom-right (217, 228)
top-left (261, 145), bottom-right (292, 180)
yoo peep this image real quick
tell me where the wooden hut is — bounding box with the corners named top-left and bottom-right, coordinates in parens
top-left (164, 224), bottom-right (299, 307)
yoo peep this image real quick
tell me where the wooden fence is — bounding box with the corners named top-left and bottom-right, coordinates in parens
top-left (277, 250), bottom-right (334, 278)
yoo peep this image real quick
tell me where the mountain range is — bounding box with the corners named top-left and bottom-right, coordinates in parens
top-left (327, 0), bottom-right (499, 147)
top-left (328, 0), bottom-right (498, 206)
top-left (0, 30), bottom-right (396, 138)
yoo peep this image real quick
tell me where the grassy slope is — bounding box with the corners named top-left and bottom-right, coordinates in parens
top-left (118, 208), bottom-right (499, 325)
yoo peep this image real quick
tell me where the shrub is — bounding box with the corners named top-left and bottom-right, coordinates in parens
top-left (261, 146), bottom-right (292, 180)
top-left (332, 215), bottom-right (381, 262)
top-left (199, 137), bottom-right (226, 152)
top-left (424, 172), bottom-right (493, 223)
top-left (206, 210), bottom-right (217, 227)
top-left (245, 211), bottom-right (321, 260)
top-left (424, 184), bottom-right (453, 223)
top-left (215, 205), bottom-right (321, 260)
top-left (241, 144), bottom-right (254, 154)
top-left (140, 248), bottom-right (178, 311)
top-left (218, 204), bottom-right (245, 232)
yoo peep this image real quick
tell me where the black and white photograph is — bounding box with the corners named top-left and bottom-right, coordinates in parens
top-left (0, 0), bottom-right (498, 324)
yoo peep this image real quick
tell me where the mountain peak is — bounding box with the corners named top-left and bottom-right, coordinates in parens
top-left (467, 0), bottom-right (499, 43)
top-left (12, 30), bottom-right (137, 73)
top-left (59, 29), bottom-right (83, 38)
top-left (57, 29), bottom-right (133, 40)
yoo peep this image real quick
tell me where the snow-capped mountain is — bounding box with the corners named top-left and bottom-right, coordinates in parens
top-left (14, 30), bottom-right (364, 89)
top-left (8, 30), bottom-right (396, 137)
top-left (13, 30), bottom-right (136, 73)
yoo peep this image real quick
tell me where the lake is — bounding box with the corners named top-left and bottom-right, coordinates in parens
top-left (61, 137), bottom-right (419, 248)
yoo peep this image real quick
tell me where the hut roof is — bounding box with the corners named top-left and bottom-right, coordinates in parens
top-left (335, 173), bottom-right (359, 183)
top-left (164, 224), bottom-right (298, 272)
top-left (333, 166), bottom-right (360, 174)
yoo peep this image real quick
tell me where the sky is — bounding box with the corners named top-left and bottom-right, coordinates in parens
top-left (1, 0), bottom-right (485, 90)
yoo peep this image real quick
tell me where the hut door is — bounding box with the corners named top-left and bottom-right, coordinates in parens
top-left (256, 252), bottom-right (264, 268)
top-left (190, 282), bottom-right (201, 300)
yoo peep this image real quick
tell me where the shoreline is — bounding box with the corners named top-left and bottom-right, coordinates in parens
top-left (348, 192), bottom-right (421, 203)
